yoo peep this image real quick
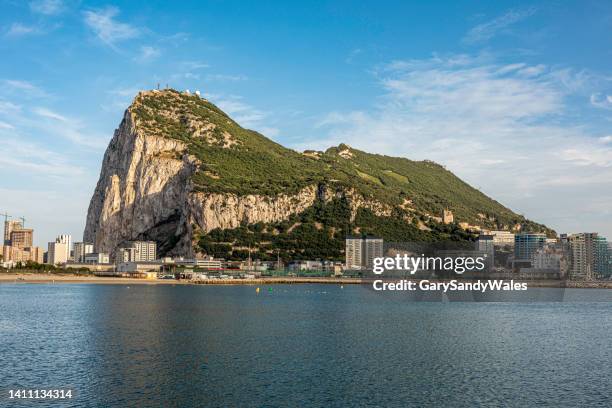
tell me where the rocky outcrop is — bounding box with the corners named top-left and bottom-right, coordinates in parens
top-left (85, 101), bottom-right (383, 257)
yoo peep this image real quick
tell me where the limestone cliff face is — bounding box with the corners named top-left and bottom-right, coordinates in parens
top-left (83, 105), bottom-right (389, 258)
top-left (83, 109), bottom-right (195, 257)
top-left (84, 101), bottom-right (345, 257)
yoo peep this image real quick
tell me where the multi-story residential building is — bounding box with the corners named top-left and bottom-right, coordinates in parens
top-left (47, 241), bottom-right (68, 265)
top-left (73, 242), bottom-right (94, 263)
top-left (531, 248), bottom-right (563, 270)
top-left (27, 246), bottom-right (44, 264)
top-left (595, 236), bottom-right (611, 279)
top-left (568, 233), bottom-right (599, 280)
top-left (84, 252), bottom-right (110, 264)
top-left (10, 228), bottom-right (33, 248)
top-left (488, 230), bottom-right (515, 247)
top-left (55, 234), bottom-right (72, 261)
top-left (514, 233), bottom-right (546, 262)
top-left (363, 237), bottom-right (383, 270)
top-left (475, 234), bottom-right (495, 268)
top-left (345, 236), bottom-right (364, 270)
top-left (3, 220), bottom-right (22, 245)
top-left (117, 241), bottom-right (157, 262)
top-left (345, 236), bottom-right (384, 270)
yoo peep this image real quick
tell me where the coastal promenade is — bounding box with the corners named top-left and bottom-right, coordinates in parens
top-left (2, 272), bottom-right (612, 288)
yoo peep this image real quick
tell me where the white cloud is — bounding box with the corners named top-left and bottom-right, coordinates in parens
top-left (83, 6), bottom-right (139, 47)
top-left (313, 54), bottom-right (612, 236)
top-left (209, 94), bottom-right (279, 137)
top-left (2, 79), bottom-right (48, 97)
top-left (590, 93), bottom-right (612, 109)
top-left (29, 0), bottom-right (64, 15)
top-left (31, 107), bottom-right (107, 149)
top-left (0, 121), bottom-right (14, 129)
top-left (135, 45), bottom-right (161, 62)
top-left (463, 7), bottom-right (537, 44)
top-left (33, 107), bottom-right (67, 121)
top-left (5, 23), bottom-right (39, 37)
top-left (205, 74), bottom-right (248, 81)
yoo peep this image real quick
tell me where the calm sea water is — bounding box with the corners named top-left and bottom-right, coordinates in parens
top-left (1, 284), bottom-right (612, 407)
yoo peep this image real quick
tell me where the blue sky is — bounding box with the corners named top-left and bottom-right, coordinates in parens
top-left (1, 0), bottom-right (612, 246)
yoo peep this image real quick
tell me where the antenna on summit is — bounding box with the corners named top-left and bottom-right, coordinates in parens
top-left (157, 83), bottom-right (160, 90)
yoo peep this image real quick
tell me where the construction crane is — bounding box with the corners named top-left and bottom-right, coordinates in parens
top-left (0, 212), bottom-right (25, 227)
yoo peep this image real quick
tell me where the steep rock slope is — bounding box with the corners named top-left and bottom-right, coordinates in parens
top-left (84, 89), bottom-right (551, 259)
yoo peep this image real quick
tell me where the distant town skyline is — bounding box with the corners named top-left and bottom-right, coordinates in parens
top-left (1, 0), bottom-right (611, 245)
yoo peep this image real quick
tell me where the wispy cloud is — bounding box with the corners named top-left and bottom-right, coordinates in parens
top-left (209, 94), bottom-right (279, 137)
top-left (32, 107), bottom-right (107, 148)
top-left (590, 93), bottom-right (612, 109)
top-left (29, 0), bottom-right (65, 15)
top-left (2, 79), bottom-right (48, 98)
top-left (463, 7), bottom-right (537, 44)
top-left (83, 6), bottom-right (139, 47)
top-left (134, 45), bottom-right (161, 62)
top-left (5, 23), bottom-right (40, 37)
top-left (346, 48), bottom-right (362, 63)
top-left (205, 74), bottom-right (248, 81)
top-left (312, 54), bottom-right (612, 234)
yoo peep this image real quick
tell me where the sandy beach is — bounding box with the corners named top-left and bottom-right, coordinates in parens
top-left (0, 272), bottom-right (362, 285)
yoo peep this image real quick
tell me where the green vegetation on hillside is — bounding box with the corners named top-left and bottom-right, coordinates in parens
top-left (129, 89), bottom-right (553, 258)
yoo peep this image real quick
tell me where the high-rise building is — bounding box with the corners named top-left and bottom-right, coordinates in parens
top-left (476, 234), bottom-right (495, 266)
top-left (47, 242), bottom-right (68, 265)
top-left (117, 241), bottom-right (157, 262)
top-left (345, 237), bottom-right (363, 270)
top-left (364, 237), bottom-right (384, 270)
top-left (514, 233), bottom-right (546, 261)
top-left (73, 242), bottom-right (94, 263)
top-left (568, 233), bottom-right (600, 280)
top-left (4, 220), bottom-right (22, 245)
top-left (10, 228), bottom-right (33, 249)
top-left (345, 236), bottom-right (383, 270)
top-left (595, 236), bottom-right (611, 279)
top-left (55, 234), bottom-right (72, 261)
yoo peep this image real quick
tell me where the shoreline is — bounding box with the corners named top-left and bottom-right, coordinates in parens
top-left (1, 273), bottom-right (612, 288)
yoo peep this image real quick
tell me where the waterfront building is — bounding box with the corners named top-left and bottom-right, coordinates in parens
top-left (345, 237), bottom-right (364, 270)
top-left (288, 260), bottom-right (323, 271)
top-left (531, 248), bottom-right (563, 271)
top-left (9, 228), bottom-right (33, 249)
top-left (595, 236), bottom-right (611, 279)
top-left (345, 236), bottom-right (384, 270)
top-left (84, 252), bottom-right (110, 264)
top-left (568, 233), bottom-right (600, 280)
top-left (364, 237), bottom-right (384, 270)
top-left (193, 257), bottom-right (224, 269)
top-left (73, 242), bottom-right (94, 263)
top-left (3, 220), bottom-right (22, 245)
top-left (117, 241), bottom-right (157, 262)
top-left (47, 241), bottom-right (68, 265)
top-left (55, 234), bottom-right (72, 261)
top-left (29, 246), bottom-right (44, 264)
top-left (488, 230), bottom-right (515, 247)
top-left (514, 233), bottom-right (546, 262)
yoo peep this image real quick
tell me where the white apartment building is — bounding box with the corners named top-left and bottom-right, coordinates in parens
top-left (345, 237), bottom-right (364, 270)
top-left (346, 237), bottom-right (384, 270)
top-left (47, 241), bottom-right (68, 265)
top-left (55, 234), bottom-right (72, 260)
top-left (73, 242), bottom-right (94, 263)
top-left (117, 241), bottom-right (157, 262)
top-left (488, 231), bottom-right (515, 246)
top-left (84, 252), bottom-right (110, 264)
